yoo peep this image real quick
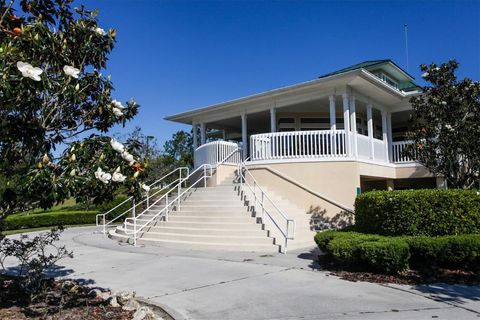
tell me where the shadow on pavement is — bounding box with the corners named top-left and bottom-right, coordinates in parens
top-left (414, 283), bottom-right (480, 304)
top-left (296, 247), bottom-right (322, 270)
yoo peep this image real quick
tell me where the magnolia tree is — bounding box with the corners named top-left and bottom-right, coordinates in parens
top-left (405, 60), bottom-right (480, 189)
top-left (0, 0), bottom-right (148, 217)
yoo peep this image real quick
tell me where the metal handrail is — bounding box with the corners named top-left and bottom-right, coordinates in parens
top-left (237, 157), bottom-right (295, 253)
top-left (123, 147), bottom-right (242, 245)
top-left (123, 164), bottom-right (213, 245)
top-left (95, 167), bottom-right (189, 234)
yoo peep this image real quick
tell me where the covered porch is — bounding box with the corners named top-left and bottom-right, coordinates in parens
top-left (192, 93), bottom-right (415, 166)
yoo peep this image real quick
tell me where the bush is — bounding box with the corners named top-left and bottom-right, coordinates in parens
top-left (355, 189), bottom-right (480, 236)
top-left (358, 240), bottom-right (410, 274)
top-left (405, 234), bottom-right (480, 270)
top-left (2, 195), bottom-right (132, 231)
top-left (3, 211), bottom-right (99, 231)
top-left (315, 231), bottom-right (409, 274)
top-left (315, 231), bottom-right (480, 274)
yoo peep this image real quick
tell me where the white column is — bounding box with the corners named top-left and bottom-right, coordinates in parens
top-left (349, 95), bottom-right (357, 157)
top-left (200, 122), bottom-right (206, 145)
top-left (367, 103), bottom-right (374, 159)
top-left (387, 112), bottom-right (393, 162)
top-left (192, 123), bottom-right (198, 150)
top-left (329, 95), bottom-right (336, 155)
top-left (329, 95), bottom-right (336, 130)
top-left (222, 129), bottom-right (227, 141)
top-left (382, 110), bottom-right (388, 162)
top-left (270, 107), bottom-right (276, 133)
top-left (342, 93), bottom-right (351, 156)
top-left (241, 113), bottom-right (247, 160)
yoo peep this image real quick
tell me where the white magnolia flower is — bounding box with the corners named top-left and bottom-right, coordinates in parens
top-left (445, 124), bottom-right (453, 131)
top-left (421, 72), bottom-right (429, 78)
top-left (112, 107), bottom-right (123, 117)
top-left (112, 99), bottom-right (124, 109)
top-left (17, 61), bottom-right (43, 81)
top-left (94, 167), bottom-right (103, 179)
top-left (121, 151), bottom-right (134, 164)
top-left (63, 65), bottom-right (80, 78)
top-left (133, 171), bottom-right (139, 178)
top-left (95, 167), bottom-right (111, 184)
top-left (94, 27), bottom-right (106, 36)
top-left (70, 169), bottom-right (76, 177)
top-left (110, 139), bottom-right (124, 153)
top-left (141, 183), bottom-right (151, 192)
top-left (112, 172), bottom-right (126, 183)
top-left (441, 101), bottom-right (447, 106)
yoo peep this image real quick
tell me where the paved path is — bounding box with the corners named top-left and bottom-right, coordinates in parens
top-left (4, 226), bottom-right (480, 319)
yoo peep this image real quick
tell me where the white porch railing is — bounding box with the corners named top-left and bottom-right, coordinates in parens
top-left (250, 130), bottom-right (347, 161)
top-left (392, 140), bottom-right (415, 163)
top-left (194, 141), bottom-right (242, 168)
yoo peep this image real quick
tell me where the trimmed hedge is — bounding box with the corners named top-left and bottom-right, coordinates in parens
top-left (315, 231), bottom-right (480, 274)
top-left (355, 189), bottom-right (480, 236)
top-left (3, 211), bottom-right (99, 230)
top-left (3, 195), bottom-right (131, 231)
top-left (315, 231), bottom-right (410, 274)
top-left (405, 235), bottom-right (480, 270)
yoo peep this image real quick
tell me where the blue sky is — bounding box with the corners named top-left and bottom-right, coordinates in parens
top-left (83, 0), bottom-right (480, 148)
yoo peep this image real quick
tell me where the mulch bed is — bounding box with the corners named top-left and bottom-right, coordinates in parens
top-left (319, 257), bottom-right (480, 285)
top-left (0, 276), bottom-right (134, 319)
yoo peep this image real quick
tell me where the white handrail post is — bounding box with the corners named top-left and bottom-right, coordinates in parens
top-left (166, 193), bottom-right (169, 222)
top-left (102, 215), bottom-right (106, 234)
top-left (261, 192), bottom-right (264, 221)
top-left (178, 182), bottom-right (181, 210)
top-left (254, 181), bottom-right (257, 211)
top-left (132, 198), bottom-right (137, 246)
top-left (203, 165), bottom-right (207, 188)
top-left (146, 190), bottom-right (150, 208)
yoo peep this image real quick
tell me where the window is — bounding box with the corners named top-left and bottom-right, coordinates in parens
top-left (375, 72), bottom-right (399, 89)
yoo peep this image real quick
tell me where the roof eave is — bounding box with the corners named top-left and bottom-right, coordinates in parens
top-left (165, 68), bottom-right (363, 123)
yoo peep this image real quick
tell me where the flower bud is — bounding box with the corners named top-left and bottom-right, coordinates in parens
top-left (133, 171), bottom-right (139, 179)
top-left (42, 153), bottom-right (50, 164)
top-left (70, 169), bottom-right (76, 177)
top-left (70, 154), bottom-right (76, 162)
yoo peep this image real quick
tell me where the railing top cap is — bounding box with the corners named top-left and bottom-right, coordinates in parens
top-left (195, 140), bottom-right (239, 149)
top-left (251, 129), bottom-right (346, 137)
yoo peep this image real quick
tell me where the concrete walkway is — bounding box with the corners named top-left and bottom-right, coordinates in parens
top-left (4, 226), bottom-right (480, 319)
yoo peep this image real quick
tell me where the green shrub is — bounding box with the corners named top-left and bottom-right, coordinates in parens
top-left (358, 239), bottom-right (410, 274)
top-left (2, 195), bottom-right (132, 231)
top-left (3, 211), bottom-right (98, 230)
top-left (405, 234), bottom-right (480, 270)
top-left (315, 231), bottom-right (409, 274)
top-left (355, 189), bottom-right (480, 236)
top-left (315, 231), bottom-right (480, 274)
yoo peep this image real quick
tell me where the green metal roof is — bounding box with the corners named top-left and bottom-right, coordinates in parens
top-left (319, 60), bottom-right (392, 78)
top-left (319, 59), bottom-right (420, 92)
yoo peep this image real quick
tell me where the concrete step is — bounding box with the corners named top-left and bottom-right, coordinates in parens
top-left (168, 215), bottom-right (256, 223)
top-left (130, 231), bottom-right (275, 245)
top-left (123, 223), bottom-right (268, 237)
top-left (175, 205), bottom-right (247, 213)
top-left (184, 194), bottom-right (241, 201)
top-left (131, 220), bottom-right (263, 230)
top-left (170, 210), bottom-right (252, 218)
top-left (109, 230), bottom-right (279, 252)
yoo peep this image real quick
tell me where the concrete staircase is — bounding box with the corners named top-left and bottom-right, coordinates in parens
top-left (109, 173), bottom-right (281, 252)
